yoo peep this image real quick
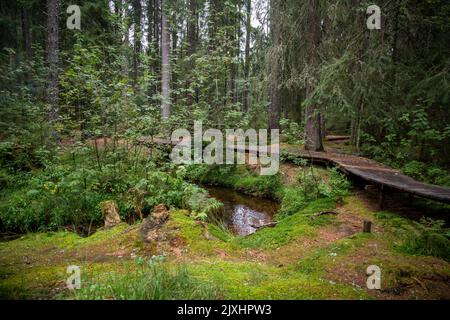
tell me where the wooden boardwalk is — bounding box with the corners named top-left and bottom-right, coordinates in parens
top-left (281, 146), bottom-right (450, 205)
top-left (139, 137), bottom-right (450, 205)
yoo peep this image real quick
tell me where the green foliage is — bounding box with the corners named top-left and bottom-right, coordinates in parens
top-left (60, 35), bottom-right (139, 139)
top-left (0, 166), bottom-right (108, 233)
top-left (401, 161), bottom-right (450, 187)
top-left (361, 108), bottom-right (450, 172)
top-left (74, 257), bottom-right (221, 300)
top-left (0, 144), bottom-right (224, 233)
top-left (278, 167), bottom-right (350, 219)
top-left (321, 168), bottom-right (352, 202)
top-left (280, 118), bottom-right (304, 145)
top-left (183, 164), bottom-right (282, 199)
top-left (399, 218), bottom-right (450, 262)
top-left (239, 198), bottom-right (336, 249)
top-left (376, 212), bottom-right (450, 262)
top-left (183, 164), bottom-right (236, 187)
top-left (183, 185), bottom-right (223, 221)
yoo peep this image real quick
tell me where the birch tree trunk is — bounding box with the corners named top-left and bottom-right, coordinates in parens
top-left (243, 0), bottom-right (251, 112)
top-left (161, 6), bottom-right (171, 120)
top-left (268, 0), bottom-right (281, 131)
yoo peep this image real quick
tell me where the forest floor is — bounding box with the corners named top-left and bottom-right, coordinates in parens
top-left (1, 160), bottom-right (449, 300)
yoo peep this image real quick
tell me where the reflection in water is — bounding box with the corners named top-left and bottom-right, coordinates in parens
top-left (205, 186), bottom-right (279, 236)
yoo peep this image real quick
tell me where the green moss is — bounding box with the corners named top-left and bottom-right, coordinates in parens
top-left (375, 211), bottom-right (412, 230)
top-left (168, 210), bottom-right (237, 256)
top-left (294, 233), bottom-right (374, 276)
top-left (0, 265), bottom-right (66, 299)
top-left (0, 223), bottom-right (131, 260)
top-left (238, 199), bottom-right (336, 249)
top-left (0, 223), bottom-right (139, 299)
top-left (188, 260), bottom-right (369, 300)
top-left (1, 194), bottom-right (448, 300)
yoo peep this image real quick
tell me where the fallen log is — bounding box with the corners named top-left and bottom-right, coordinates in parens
top-left (325, 135), bottom-right (350, 142)
top-left (250, 222), bottom-right (278, 230)
top-left (309, 211), bottom-right (339, 221)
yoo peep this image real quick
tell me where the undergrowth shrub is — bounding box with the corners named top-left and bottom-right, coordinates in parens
top-left (376, 213), bottom-right (450, 262)
top-left (398, 218), bottom-right (450, 262)
top-left (280, 118), bottom-right (304, 145)
top-left (401, 161), bottom-right (450, 187)
top-left (278, 167), bottom-right (350, 219)
top-left (0, 145), bottom-right (223, 233)
top-left (183, 164), bottom-right (282, 199)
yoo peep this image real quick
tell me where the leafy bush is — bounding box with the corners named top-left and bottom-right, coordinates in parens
top-left (0, 145), bottom-right (225, 233)
top-left (183, 164), bottom-right (236, 187)
top-left (182, 184), bottom-right (223, 221)
top-left (233, 174), bottom-right (282, 199)
top-left (183, 164), bottom-right (282, 199)
top-left (320, 168), bottom-right (352, 203)
top-left (280, 118), bottom-right (304, 145)
top-left (278, 187), bottom-right (308, 219)
top-left (402, 161), bottom-right (450, 187)
top-left (0, 167), bottom-right (109, 233)
top-left (0, 141), bottom-right (54, 172)
top-left (399, 218), bottom-right (450, 262)
top-left (278, 167), bottom-right (350, 219)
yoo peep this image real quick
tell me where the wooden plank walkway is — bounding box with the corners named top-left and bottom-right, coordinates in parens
top-left (281, 146), bottom-right (450, 205)
top-left (139, 137), bottom-right (450, 205)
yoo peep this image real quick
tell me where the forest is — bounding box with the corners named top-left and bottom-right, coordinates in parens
top-left (0, 0), bottom-right (449, 301)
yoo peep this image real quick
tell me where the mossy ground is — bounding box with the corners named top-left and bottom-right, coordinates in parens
top-left (1, 192), bottom-right (449, 300)
top-left (1, 164), bottom-right (449, 300)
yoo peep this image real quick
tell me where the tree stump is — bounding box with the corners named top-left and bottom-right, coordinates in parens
top-left (363, 220), bottom-right (372, 233)
top-left (101, 201), bottom-right (121, 229)
top-left (140, 204), bottom-right (170, 243)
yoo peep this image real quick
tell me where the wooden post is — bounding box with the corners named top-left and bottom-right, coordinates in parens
top-left (378, 185), bottom-right (385, 210)
top-left (363, 220), bottom-right (372, 233)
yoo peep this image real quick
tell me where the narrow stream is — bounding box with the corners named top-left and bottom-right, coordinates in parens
top-left (205, 186), bottom-right (279, 236)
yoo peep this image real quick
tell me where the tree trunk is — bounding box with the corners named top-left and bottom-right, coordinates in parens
top-left (171, 12), bottom-right (178, 104)
top-left (209, 0), bottom-right (223, 51)
top-left (303, 0), bottom-right (323, 151)
top-left (147, 0), bottom-right (154, 55)
top-left (243, 0), bottom-right (251, 112)
top-left (268, 0), bottom-right (281, 131)
top-left (186, 0), bottom-right (198, 106)
top-left (230, 2), bottom-right (241, 105)
top-left (46, 0), bottom-right (60, 125)
top-left (187, 0), bottom-right (198, 56)
top-left (132, 0), bottom-right (142, 90)
top-left (21, 8), bottom-right (32, 60)
top-left (123, 0), bottom-right (131, 77)
top-left (154, 0), bottom-right (160, 51)
top-left (161, 6), bottom-right (171, 120)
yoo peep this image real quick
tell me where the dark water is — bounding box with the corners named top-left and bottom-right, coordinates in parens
top-left (205, 186), bottom-right (279, 236)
